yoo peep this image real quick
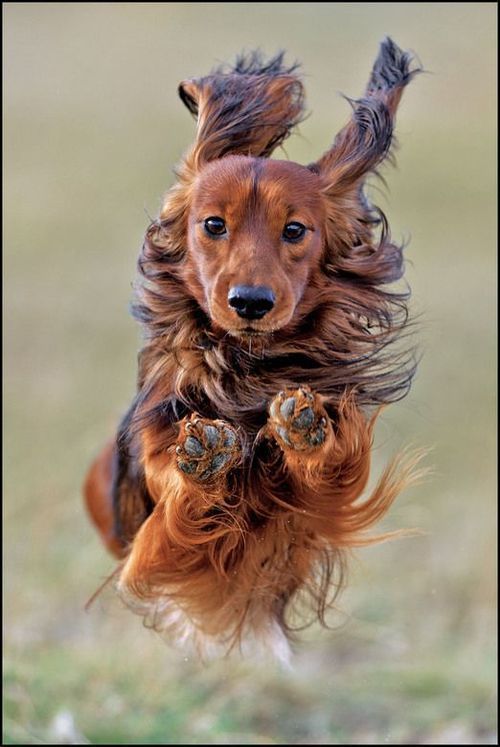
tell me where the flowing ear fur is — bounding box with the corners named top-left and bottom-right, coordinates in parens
top-left (314, 37), bottom-right (420, 194)
top-left (310, 39), bottom-right (421, 409)
top-left (310, 37), bottom-right (421, 287)
top-left (178, 50), bottom-right (305, 167)
top-left (152, 51), bottom-right (305, 269)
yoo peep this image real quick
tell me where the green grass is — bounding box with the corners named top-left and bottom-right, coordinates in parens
top-left (3, 3), bottom-right (497, 744)
top-left (3, 634), bottom-right (496, 744)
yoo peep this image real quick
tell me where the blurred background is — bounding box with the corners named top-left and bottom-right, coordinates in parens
top-left (3, 3), bottom-right (496, 744)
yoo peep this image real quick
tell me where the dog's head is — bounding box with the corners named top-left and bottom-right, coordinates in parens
top-left (137, 42), bottom-right (419, 354)
top-left (185, 156), bottom-right (325, 337)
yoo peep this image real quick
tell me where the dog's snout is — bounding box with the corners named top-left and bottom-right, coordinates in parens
top-left (228, 285), bottom-right (276, 320)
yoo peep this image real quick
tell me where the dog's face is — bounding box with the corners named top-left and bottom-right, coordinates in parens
top-left (185, 155), bottom-right (326, 337)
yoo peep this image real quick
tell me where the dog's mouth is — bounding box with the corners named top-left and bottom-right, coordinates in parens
top-left (231, 326), bottom-right (273, 339)
top-left (223, 316), bottom-right (295, 339)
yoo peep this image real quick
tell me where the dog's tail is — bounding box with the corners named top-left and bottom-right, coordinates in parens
top-left (178, 50), bottom-right (305, 167)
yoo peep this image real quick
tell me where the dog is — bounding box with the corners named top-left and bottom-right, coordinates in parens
top-left (84, 38), bottom-right (421, 663)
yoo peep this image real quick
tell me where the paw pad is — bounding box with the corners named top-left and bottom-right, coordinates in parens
top-left (176, 417), bottom-right (240, 481)
top-left (269, 386), bottom-right (328, 451)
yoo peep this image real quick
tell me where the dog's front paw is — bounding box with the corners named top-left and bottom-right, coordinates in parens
top-left (176, 415), bottom-right (241, 481)
top-left (268, 386), bottom-right (329, 452)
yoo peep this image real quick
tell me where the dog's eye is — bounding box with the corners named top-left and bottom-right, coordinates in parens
top-left (282, 222), bottom-right (306, 242)
top-left (204, 217), bottom-right (226, 236)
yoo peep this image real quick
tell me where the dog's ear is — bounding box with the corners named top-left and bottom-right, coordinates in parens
top-left (178, 51), bottom-right (305, 167)
top-left (312, 38), bottom-right (420, 194)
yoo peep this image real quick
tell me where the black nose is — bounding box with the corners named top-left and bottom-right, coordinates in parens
top-left (227, 285), bottom-right (276, 320)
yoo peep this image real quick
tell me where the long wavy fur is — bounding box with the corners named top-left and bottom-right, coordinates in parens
top-left (84, 39), bottom-right (423, 661)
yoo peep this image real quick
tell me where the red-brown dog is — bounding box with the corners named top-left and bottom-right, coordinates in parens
top-left (84, 39), bottom-right (421, 662)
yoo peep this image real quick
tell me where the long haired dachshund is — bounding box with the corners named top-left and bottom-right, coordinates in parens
top-left (84, 38), bottom-right (421, 662)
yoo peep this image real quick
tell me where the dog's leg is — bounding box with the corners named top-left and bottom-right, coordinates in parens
top-left (266, 386), bottom-right (413, 546)
top-left (266, 384), bottom-right (362, 508)
top-left (117, 417), bottom-right (244, 641)
top-left (120, 413), bottom-right (242, 581)
top-left (266, 386), bottom-right (387, 541)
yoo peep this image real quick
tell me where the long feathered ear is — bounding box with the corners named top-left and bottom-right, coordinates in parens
top-left (313, 38), bottom-right (420, 193)
top-left (178, 50), bottom-right (305, 168)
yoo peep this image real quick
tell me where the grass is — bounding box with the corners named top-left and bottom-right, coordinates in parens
top-left (3, 631), bottom-right (496, 744)
top-left (3, 3), bottom-right (497, 744)
top-left (3, 621), bottom-right (495, 744)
